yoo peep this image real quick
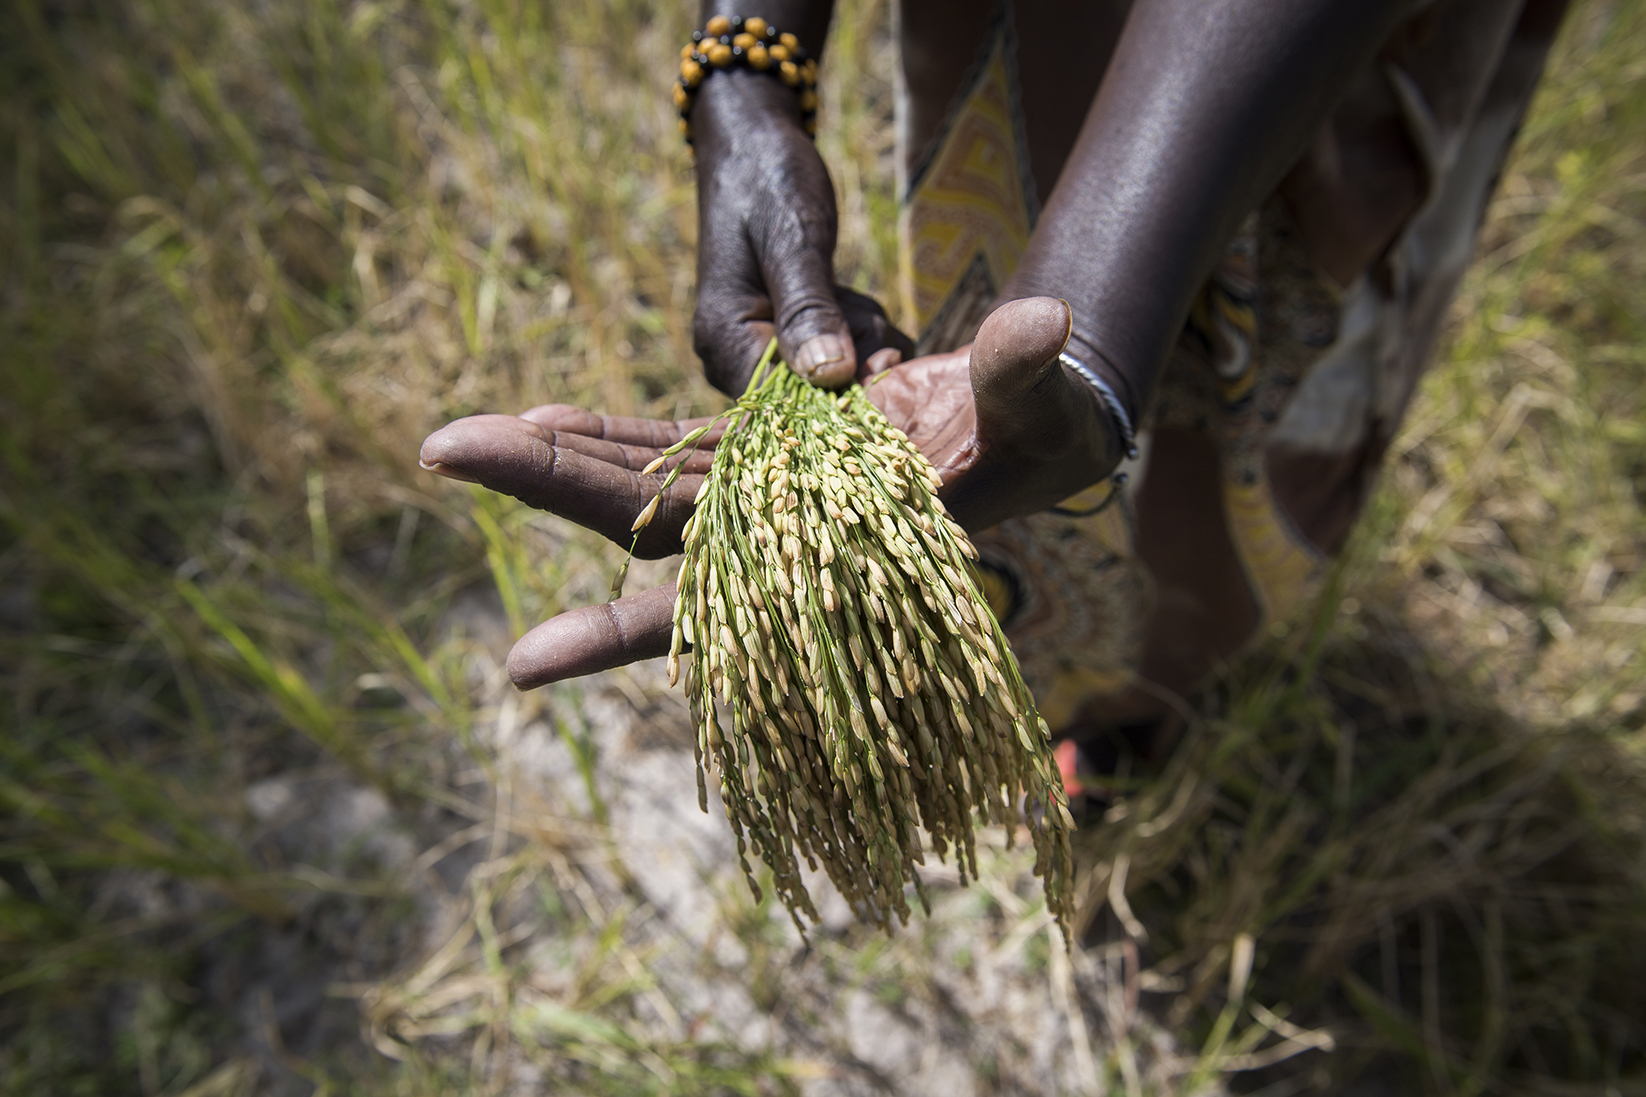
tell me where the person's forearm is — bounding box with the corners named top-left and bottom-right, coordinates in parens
top-left (1005, 0), bottom-right (1420, 420)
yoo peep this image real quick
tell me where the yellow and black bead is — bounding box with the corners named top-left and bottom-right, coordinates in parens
top-left (673, 15), bottom-right (820, 148)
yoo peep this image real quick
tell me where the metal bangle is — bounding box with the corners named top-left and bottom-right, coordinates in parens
top-left (1058, 351), bottom-right (1139, 461)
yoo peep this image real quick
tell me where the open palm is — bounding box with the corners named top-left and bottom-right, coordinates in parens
top-left (418, 297), bottom-right (1119, 687)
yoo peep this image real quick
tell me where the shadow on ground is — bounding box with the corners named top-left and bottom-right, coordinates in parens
top-left (1069, 594), bottom-right (1646, 1095)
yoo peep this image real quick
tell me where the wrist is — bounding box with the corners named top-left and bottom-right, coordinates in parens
top-left (1057, 332), bottom-right (1138, 471)
top-left (676, 13), bottom-right (821, 148)
top-left (692, 68), bottom-right (812, 155)
top-left (1062, 329), bottom-right (1140, 440)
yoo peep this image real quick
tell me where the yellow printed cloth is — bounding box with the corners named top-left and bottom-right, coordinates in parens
top-left (897, 17), bottom-right (1330, 726)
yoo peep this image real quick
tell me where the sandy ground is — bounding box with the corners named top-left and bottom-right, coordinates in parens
top-left (239, 574), bottom-right (1209, 1095)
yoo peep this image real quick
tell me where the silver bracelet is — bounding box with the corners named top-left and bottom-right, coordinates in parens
top-left (1058, 351), bottom-right (1139, 460)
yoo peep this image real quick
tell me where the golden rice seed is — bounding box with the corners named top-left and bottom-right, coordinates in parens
top-left (846, 631), bottom-right (866, 671)
top-left (861, 657), bottom-right (886, 700)
top-left (916, 721), bottom-right (937, 763)
top-left (847, 703), bottom-right (873, 745)
top-left (676, 423), bottom-right (713, 451)
top-left (869, 694), bottom-right (893, 732)
top-left (879, 652), bottom-right (905, 699)
top-left (962, 653), bottom-right (992, 698)
top-left (862, 746), bottom-right (885, 784)
top-left (1054, 798), bottom-right (1076, 832)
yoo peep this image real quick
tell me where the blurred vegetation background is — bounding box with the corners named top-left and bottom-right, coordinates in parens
top-left (0, 0), bottom-right (1642, 1093)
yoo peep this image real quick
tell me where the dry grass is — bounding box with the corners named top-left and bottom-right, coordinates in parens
top-left (0, 0), bottom-right (1641, 1093)
top-left (1066, 6), bottom-right (1646, 1090)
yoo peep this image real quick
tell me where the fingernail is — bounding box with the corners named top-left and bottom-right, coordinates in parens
top-left (419, 459), bottom-right (479, 484)
top-left (794, 333), bottom-right (851, 383)
top-left (864, 347), bottom-right (904, 376)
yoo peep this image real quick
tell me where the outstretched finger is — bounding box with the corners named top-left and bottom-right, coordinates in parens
top-left (420, 417), bottom-right (702, 556)
top-left (508, 583), bottom-right (678, 688)
top-left (447, 414), bottom-right (716, 475)
top-left (519, 404), bottom-right (726, 449)
top-left (550, 429), bottom-right (716, 475)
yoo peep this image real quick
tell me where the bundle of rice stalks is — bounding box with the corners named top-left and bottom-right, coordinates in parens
top-left (630, 344), bottom-right (1075, 939)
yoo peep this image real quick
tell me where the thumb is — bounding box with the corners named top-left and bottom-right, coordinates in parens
top-left (758, 218), bottom-right (856, 387)
top-left (969, 297), bottom-right (1089, 455)
top-left (941, 297), bottom-right (1124, 531)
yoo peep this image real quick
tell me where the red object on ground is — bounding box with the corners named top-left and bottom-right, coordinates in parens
top-left (1054, 738), bottom-right (1084, 797)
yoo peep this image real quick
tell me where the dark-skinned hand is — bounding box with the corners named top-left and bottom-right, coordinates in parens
top-left (418, 297), bottom-right (1119, 689)
top-left (691, 70), bottom-right (913, 393)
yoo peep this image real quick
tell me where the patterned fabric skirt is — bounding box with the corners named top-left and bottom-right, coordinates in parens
top-left (894, 0), bottom-right (1555, 729)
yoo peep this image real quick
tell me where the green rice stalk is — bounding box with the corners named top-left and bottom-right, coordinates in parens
top-left (631, 342), bottom-right (1074, 941)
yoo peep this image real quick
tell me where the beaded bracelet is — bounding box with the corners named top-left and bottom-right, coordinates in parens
top-left (674, 15), bottom-right (820, 146)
